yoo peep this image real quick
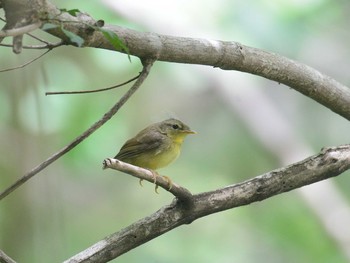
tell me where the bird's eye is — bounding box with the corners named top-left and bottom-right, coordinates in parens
top-left (172, 124), bottom-right (180, 129)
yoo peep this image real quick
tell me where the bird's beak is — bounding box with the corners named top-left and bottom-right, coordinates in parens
top-left (182, 130), bottom-right (197, 134)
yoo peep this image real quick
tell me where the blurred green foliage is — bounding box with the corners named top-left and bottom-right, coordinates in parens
top-left (1, 0), bottom-right (350, 262)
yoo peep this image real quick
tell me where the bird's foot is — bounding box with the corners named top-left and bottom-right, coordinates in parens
top-left (138, 170), bottom-right (158, 189)
top-left (162, 175), bottom-right (173, 190)
top-left (143, 170), bottom-right (172, 194)
top-left (154, 175), bottom-right (173, 193)
top-left (145, 169), bottom-right (160, 193)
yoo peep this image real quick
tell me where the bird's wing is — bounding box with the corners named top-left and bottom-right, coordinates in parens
top-left (114, 131), bottom-right (164, 160)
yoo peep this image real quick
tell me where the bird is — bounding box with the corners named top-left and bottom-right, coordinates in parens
top-left (114, 118), bottom-right (196, 190)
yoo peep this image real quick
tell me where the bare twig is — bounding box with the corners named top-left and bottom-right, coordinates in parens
top-left (103, 158), bottom-right (193, 204)
top-left (0, 16), bottom-right (61, 49)
top-left (65, 144), bottom-right (350, 263)
top-left (0, 58), bottom-right (156, 201)
top-left (45, 74), bottom-right (140, 95)
top-left (0, 22), bottom-right (41, 37)
top-left (26, 31), bottom-right (52, 45)
top-left (0, 49), bottom-right (51, 72)
top-left (0, 42), bottom-right (62, 49)
top-left (0, 249), bottom-right (16, 263)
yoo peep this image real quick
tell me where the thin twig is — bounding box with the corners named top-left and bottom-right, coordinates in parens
top-left (0, 49), bottom-right (51, 72)
top-left (0, 249), bottom-right (17, 263)
top-left (0, 16), bottom-right (61, 48)
top-left (0, 41), bottom-right (63, 50)
top-left (0, 22), bottom-right (42, 37)
top-left (0, 58), bottom-right (156, 201)
top-left (45, 74), bottom-right (141, 95)
top-left (26, 32), bottom-right (51, 45)
top-left (103, 158), bottom-right (193, 203)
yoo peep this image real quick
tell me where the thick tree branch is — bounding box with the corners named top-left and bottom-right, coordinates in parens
top-left (215, 76), bottom-right (350, 258)
top-left (65, 144), bottom-right (350, 263)
top-left (34, 2), bottom-right (350, 121)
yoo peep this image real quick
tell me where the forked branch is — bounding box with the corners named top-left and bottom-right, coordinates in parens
top-left (65, 144), bottom-right (350, 263)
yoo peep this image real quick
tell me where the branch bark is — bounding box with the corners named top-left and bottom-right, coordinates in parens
top-left (35, 2), bottom-right (350, 121)
top-left (3, 0), bottom-right (347, 119)
top-left (102, 158), bottom-right (193, 203)
top-left (0, 249), bottom-right (16, 263)
top-left (2, 1), bottom-right (350, 261)
top-left (65, 144), bottom-right (350, 263)
top-left (0, 0), bottom-right (43, 53)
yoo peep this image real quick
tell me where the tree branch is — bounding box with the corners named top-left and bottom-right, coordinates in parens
top-left (0, 249), bottom-right (16, 263)
top-left (45, 74), bottom-right (140, 95)
top-left (37, 3), bottom-right (350, 121)
top-left (102, 158), bottom-right (193, 204)
top-left (0, 49), bottom-right (51, 72)
top-left (65, 144), bottom-right (350, 263)
top-left (0, 0), bottom-right (43, 53)
top-left (3, 1), bottom-right (350, 261)
top-left (0, 58), bottom-right (155, 201)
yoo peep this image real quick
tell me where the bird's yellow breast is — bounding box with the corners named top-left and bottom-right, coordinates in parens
top-left (132, 141), bottom-right (182, 170)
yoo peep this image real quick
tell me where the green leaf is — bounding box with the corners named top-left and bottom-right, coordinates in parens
top-left (100, 28), bottom-right (131, 62)
top-left (61, 27), bottom-right (84, 47)
top-left (59, 8), bottom-right (81, 17)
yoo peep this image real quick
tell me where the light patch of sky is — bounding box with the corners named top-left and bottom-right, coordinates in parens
top-left (262, 0), bottom-right (325, 14)
top-left (19, 88), bottom-right (75, 134)
top-left (17, 57), bottom-right (92, 134)
top-left (102, 0), bottom-right (227, 38)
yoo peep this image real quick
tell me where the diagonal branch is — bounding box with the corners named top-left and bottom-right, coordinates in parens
top-left (0, 49), bottom-right (51, 72)
top-left (65, 144), bottom-right (350, 263)
top-left (0, 249), bottom-right (17, 263)
top-left (0, 58), bottom-right (156, 201)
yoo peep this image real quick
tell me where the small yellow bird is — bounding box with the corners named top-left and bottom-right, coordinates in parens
top-left (114, 118), bottom-right (196, 189)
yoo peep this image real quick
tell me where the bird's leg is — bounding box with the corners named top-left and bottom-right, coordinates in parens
top-left (162, 175), bottom-right (173, 191)
top-left (139, 179), bottom-right (144, 187)
top-left (149, 170), bottom-right (158, 184)
top-left (144, 170), bottom-right (172, 193)
top-left (144, 169), bottom-right (160, 193)
top-left (138, 170), bottom-right (157, 188)
top-left (154, 175), bottom-right (173, 193)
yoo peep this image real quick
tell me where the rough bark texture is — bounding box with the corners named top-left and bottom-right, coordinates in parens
top-left (65, 145), bottom-right (350, 263)
top-left (3, 0), bottom-right (348, 120)
top-left (1, 1), bottom-right (350, 262)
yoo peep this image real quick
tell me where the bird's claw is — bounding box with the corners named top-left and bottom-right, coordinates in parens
top-left (154, 175), bottom-right (173, 193)
top-left (140, 169), bottom-right (172, 194)
top-left (152, 171), bottom-right (160, 194)
top-left (162, 175), bottom-right (173, 190)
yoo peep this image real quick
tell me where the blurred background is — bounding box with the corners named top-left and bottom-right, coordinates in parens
top-left (1, 0), bottom-right (350, 262)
